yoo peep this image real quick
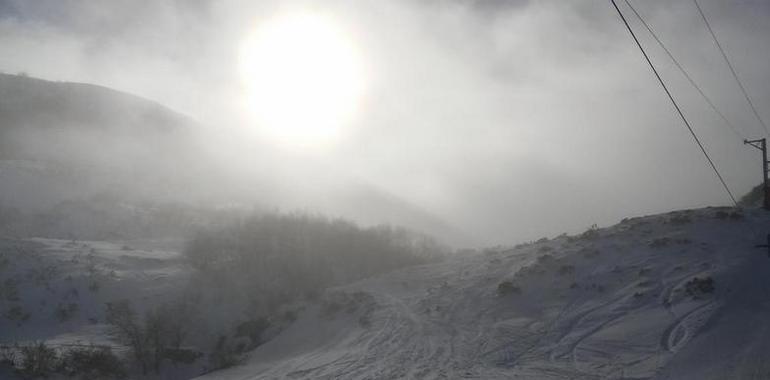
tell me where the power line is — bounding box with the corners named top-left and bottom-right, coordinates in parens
top-left (693, 0), bottom-right (769, 137)
top-left (625, 0), bottom-right (745, 141)
top-left (610, 0), bottom-right (738, 206)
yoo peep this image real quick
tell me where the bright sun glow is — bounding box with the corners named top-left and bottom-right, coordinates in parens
top-left (239, 12), bottom-right (365, 148)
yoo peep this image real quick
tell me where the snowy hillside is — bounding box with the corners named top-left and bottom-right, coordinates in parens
top-left (0, 73), bottom-right (218, 216)
top-left (0, 74), bottom-right (464, 245)
top-left (0, 238), bottom-right (187, 343)
top-left (198, 207), bottom-right (770, 380)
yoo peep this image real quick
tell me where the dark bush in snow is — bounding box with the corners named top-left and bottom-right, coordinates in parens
top-left (738, 184), bottom-right (764, 208)
top-left (358, 314), bottom-right (372, 328)
top-left (1, 279), bottom-right (20, 302)
top-left (184, 213), bottom-right (443, 318)
top-left (557, 265), bottom-right (575, 276)
top-left (713, 209), bottom-right (743, 220)
top-left (208, 336), bottom-right (241, 371)
top-left (105, 300), bottom-right (194, 374)
top-left (18, 342), bottom-right (59, 378)
top-left (578, 224), bottom-right (600, 240)
top-left (54, 302), bottom-right (79, 322)
top-left (580, 248), bottom-right (600, 258)
top-left (497, 281), bottom-right (521, 295)
top-left (59, 345), bottom-right (126, 379)
top-left (4, 305), bottom-right (30, 325)
top-left (685, 277), bottom-right (715, 298)
top-left (0, 347), bottom-right (15, 368)
top-left (282, 310), bottom-right (298, 323)
top-left (668, 214), bottom-right (691, 225)
top-left (648, 238), bottom-right (670, 249)
top-left (234, 317), bottom-right (271, 347)
top-left (163, 347), bottom-right (202, 365)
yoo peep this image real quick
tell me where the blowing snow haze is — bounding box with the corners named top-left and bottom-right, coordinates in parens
top-left (1, 0), bottom-right (769, 246)
top-left (4, 1), bottom-right (770, 380)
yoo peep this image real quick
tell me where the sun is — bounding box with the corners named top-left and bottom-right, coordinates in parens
top-left (239, 12), bottom-right (365, 148)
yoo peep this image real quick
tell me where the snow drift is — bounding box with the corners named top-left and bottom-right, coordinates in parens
top-left (198, 207), bottom-right (770, 380)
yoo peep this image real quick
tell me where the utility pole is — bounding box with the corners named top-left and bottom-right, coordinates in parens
top-left (744, 138), bottom-right (769, 210)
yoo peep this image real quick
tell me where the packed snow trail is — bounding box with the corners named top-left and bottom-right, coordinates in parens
top-left (199, 207), bottom-right (770, 380)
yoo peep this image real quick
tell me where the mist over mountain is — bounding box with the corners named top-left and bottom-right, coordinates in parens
top-left (1, 1), bottom-right (769, 378)
top-left (0, 73), bottom-right (205, 200)
top-left (0, 73), bottom-right (193, 138)
top-left (0, 73), bottom-right (462, 243)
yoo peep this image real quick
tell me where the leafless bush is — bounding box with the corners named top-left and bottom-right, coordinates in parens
top-left (184, 213), bottom-right (443, 315)
top-left (18, 342), bottom-right (58, 378)
top-left (497, 281), bottom-right (521, 295)
top-left (105, 300), bottom-right (194, 374)
top-left (207, 336), bottom-right (241, 371)
top-left (685, 277), bottom-right (715, 299)
top-left (59, 345), bottom-right (125, 379)
top-left (557, 265), bottom-right (575, 276)
top-left (668, 214), bottom-right (691, 225)
top-left (578, 224), bottom-right (600, 240)
top-left (54, 302), bottom-right (79, 322)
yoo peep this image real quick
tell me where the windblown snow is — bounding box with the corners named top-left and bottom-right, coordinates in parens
top-left (197, 207), bottom-right (770, 380)
top-left (2, 207), bottom-right (770, 379)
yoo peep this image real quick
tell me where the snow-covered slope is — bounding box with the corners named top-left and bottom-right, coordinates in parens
top-left (0, 237), bottom-right (187, 345)
top-left (200, 207), bottom-right (770, 380)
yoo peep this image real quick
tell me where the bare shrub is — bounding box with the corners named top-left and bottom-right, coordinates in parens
top-left (4, 305), bottom-right (30, 325)
top-left (234, 317), bottom-right (271, 348)
top-left (18, 342), bottom-right (59, 378)
top-left (208, 336), bottom-right (241, 371)
top-left (557, 265), bottom-right (575, 276)
top-left (59, 345), bottom-right (125, 379)
top-left (578, 224), bottom-right (600, 240)
top-left (685, 277), bottom-right (715, 299)
top-left (54, 302), bottom-right (79, 322)
top-left (184, 213), bottom-right (443, 319)
top-left (668, 214), bottom-right (691, 225)
top-left (497, 281), bottom-right (521, 295)
top-left (105, 300), bottom-right (194, 374)
top-left (1, 279), bottom-right (19, 302)
top-left (648, 238), bottom-right (670, 249)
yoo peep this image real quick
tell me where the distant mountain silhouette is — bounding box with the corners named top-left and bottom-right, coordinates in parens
top-left (0, 73), bottom-right (193, 131)
top-left (0, 73), bottom-right (200, 159)
top-left (0, 73), bottom-right (210, 213)
top-left (0, 73), bottom-right (465, 244)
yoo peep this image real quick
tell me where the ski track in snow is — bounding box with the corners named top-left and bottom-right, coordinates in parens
top-left (3, 207), bottom-right (765, 379)
top-left (195, 208), bottom-right (770, 380)
top-left (662, 301), bottom-right (719, 353)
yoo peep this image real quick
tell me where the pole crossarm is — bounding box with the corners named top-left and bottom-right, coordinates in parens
top-left (745, 139), bottom-right (766, 152)
top-left (743, 138), bottom-right (769, 209)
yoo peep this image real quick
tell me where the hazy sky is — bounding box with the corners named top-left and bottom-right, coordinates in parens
top-left (1, 0), bottom-right (769, 246)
